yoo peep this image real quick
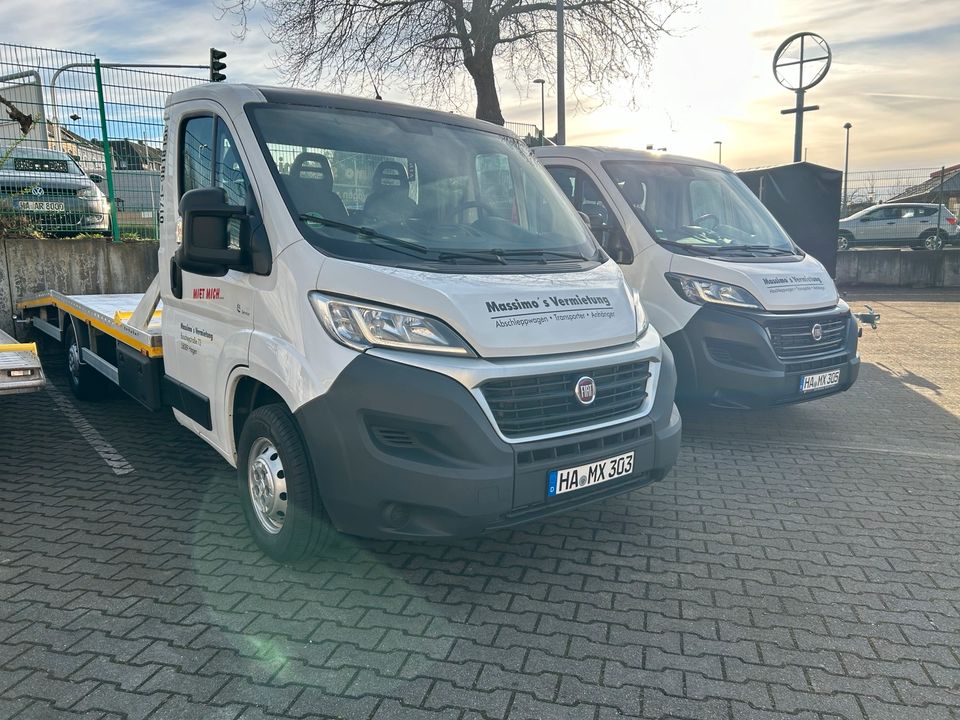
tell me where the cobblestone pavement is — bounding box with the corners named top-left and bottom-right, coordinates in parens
top-left (1, 290), bottom-right (959, 720)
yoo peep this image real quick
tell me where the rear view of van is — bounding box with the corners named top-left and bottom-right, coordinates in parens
top-left (534, 146), bottom-right (860, 409)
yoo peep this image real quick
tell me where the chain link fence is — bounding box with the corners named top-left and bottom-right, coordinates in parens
top-left (0, 42), bottom-right (207, 241)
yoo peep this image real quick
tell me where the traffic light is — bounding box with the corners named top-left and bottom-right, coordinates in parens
top-left (209, 48), bottom-right (227, 82)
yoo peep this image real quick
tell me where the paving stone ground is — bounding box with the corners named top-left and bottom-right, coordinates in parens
top-left (1, 289), bottom-right (959, 720)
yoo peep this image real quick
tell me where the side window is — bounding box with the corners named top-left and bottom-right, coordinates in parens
top-left (214, 120), bottom-right (251, 250)
top-left (215, 119), bottom-right (248, 208)
top-left (900, 207), bottom-right (916, 219)
top-left (180, 116), bottom-right (214, 195)
top-left (546, 165), bottom-right (632, 264)
top-left (547, 166), bottom-right (577, 203)
top-left (689, 179), bottom-right (723, 222)
top-left (476, 153), bottom-right (516, 222)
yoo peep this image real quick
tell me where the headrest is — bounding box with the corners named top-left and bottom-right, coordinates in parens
top-left (290, 152), bottom-right (334, 191)
top-left (372, 160), bottom-right (409, 192)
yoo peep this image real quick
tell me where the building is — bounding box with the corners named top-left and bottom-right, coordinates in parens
top-left (109, 139), bottom-right (162, 172)
top-left (888, 164), bottom-right (960, 215)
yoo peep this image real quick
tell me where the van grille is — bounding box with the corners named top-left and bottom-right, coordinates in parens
top-left (0, 185), bottom-right (78, 197)
top-left (481, 361), bottom-right (651, 439)
top-left (767, 315), bottom-right (848, 359)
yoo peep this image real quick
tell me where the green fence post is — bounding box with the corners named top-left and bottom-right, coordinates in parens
top-left (94, 59), bottom-right (120, 243)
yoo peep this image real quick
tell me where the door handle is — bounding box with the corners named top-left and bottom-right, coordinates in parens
top-left (885, 221), bottom-right (895, 225)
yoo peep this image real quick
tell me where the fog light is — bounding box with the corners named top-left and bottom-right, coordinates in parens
top-left (9, 369), bottom-right (33, 377)
top-left (82, 214), bottom-right (104, 224)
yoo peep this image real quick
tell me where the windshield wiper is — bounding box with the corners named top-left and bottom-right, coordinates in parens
top-left (657, 240), bottom-right (722, 256)
top-left (437, 249), bottom-right (508, 265)
top-left (712, 245), bottom-right (797, 256)
top-left (496, 248), bottom-right (593, 262)
top-left (299, 213), bottom-right (428, 254)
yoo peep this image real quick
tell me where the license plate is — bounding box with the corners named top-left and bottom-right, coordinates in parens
top-left (548, 451), bottom-right (635, 497)
top-left (17, 201), bottom-right (65, 212)
top-left (800, 368), bottom-right (841, 393)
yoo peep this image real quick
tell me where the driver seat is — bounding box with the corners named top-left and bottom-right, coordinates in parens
top-left (286, 153), bottom-right (348, 221)
top-left (364, 161), bottom-right (417, 223)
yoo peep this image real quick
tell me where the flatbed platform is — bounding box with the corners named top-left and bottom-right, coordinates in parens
top-left (18, 291), bottom-right (163, 358)
top-left (0, 328), bottom-right (45, 395)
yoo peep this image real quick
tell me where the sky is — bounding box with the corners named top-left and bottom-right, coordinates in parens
top-left (2, 0), bottom-right (958, 172)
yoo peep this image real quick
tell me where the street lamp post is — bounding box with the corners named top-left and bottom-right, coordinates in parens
top-left (533, 79), bottom-right (546, 145)
top-left (556, 0), bottom-right (566, 145)
top-left (714, 140), bottom-right (722, 164)
top-left (842, 122), bottom-right (852, 213)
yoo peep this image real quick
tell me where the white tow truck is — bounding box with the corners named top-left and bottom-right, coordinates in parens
top-left (0, 327), bottom-right (45, 395)
top-left (17, 84), bottom-right (681, 561)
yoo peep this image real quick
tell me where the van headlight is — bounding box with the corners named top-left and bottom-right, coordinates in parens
top-left (631, 288), bottom-right (649, 339)
top-left (309, 292), bottom-right (476, 356)
top-left (665, 273), bottom-right (763, 310)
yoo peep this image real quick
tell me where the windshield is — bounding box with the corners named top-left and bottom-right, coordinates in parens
top-left (248, 105), bottom-right (602, 270)
top-left (0, 150), bottom-right (84, 175)
top-left (603, 160), bottom-right (798, 257)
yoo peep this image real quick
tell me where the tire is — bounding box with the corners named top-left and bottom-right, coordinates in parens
top-left (837, 232), bottom-right (852, 251)
top-left (237, 403), bottom-right (335, 562)
top-left (921, 232), bottom-right (944, 251)
top-left (64, 321), bottom-right (109, 401)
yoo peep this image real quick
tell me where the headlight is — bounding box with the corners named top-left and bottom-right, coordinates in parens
top-left (665, 273), bottom-right (763, 310)
top-left (631, 288), bottom-right (649, 339)
top-left (309, 292), bottom-right (475, 356)
top-left (77, 185), bottom-right (101, 199)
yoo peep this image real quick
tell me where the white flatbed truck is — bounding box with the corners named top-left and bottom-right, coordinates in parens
top-left (16, 83), bottom-right (681, 561)
top-left (0, 327), bottom-right (45, 395)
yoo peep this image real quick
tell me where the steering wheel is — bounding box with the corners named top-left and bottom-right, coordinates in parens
top-left (456, 200), bottom-right (495, 224)
top-left (693, 213), bottom-right (720, 231)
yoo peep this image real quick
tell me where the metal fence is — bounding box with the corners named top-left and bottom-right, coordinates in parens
top-left (505, 121), bottom-right (547, 147)
top-left (0, 42), bottom-right (207, 241)
top-left (842, 166), bottom-right (960, 218)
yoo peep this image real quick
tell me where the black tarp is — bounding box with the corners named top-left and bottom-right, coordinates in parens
top-left (737, 162), bottom-right (842, 277)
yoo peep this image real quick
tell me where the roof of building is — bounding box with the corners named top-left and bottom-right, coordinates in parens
top-left (889, 165), bottom-right (960, 201)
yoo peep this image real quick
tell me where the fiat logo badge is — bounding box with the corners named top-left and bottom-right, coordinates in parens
top-left (811, 323), bottom-right (823, 341)
top-left (31, 185), bottom-right (44, 196)
top-left (575, 376), bottom-right (596, 406)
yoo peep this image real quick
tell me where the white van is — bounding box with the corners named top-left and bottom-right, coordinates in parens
top-left (19, 86), bottom-right (682, 561)
top-left (534, 146), bottom-right (860, 408)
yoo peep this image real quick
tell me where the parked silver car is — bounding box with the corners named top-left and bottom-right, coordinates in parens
top-left (838, 203), bottom-right (959, 251)
top-left (0, 146), bottom-right (110, 235)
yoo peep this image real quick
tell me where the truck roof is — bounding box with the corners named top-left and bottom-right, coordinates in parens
top-left (166, 83), bottom-right (515, 138)
top-left (532, 145), bottom-right (726, 172)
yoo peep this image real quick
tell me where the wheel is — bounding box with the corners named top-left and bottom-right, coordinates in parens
top-left (837, 232), bottom-right (852, 251)
top-left (64, 322), bottom-right (108, 401)
top-left (922, 232), bottom-right (944, 251)
top-left (237, 404), bottom-right (335, 562)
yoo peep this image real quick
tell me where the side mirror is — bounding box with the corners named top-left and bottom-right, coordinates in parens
top-left (179, 187), bottom-right (245, 268)
top-left (88, 173), bottom-right (104, 184)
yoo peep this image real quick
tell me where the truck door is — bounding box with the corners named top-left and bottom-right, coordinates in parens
top-left (163, 114), bottom-right (258, 447)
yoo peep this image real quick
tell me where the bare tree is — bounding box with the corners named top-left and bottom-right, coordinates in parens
top-left (219, 0), bottom-right (690, 125)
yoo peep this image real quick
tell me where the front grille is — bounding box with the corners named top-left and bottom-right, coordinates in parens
top-left (481, 361), bottom-right (651, 439)
top-left (767, 315), bottom-right (848, 359)
top-left (0, 185), bottom-right (78, 197)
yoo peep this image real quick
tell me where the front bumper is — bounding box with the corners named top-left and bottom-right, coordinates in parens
top-left (294, 348), bottom-right (681, 539)
top-left (1, 198), bottom-right (109, 233)
top-left (665, 303), bottom-right (860, 409)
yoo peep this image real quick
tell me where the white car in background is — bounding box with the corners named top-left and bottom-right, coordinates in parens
top-left (838, 203), bottom-right (959, 251)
